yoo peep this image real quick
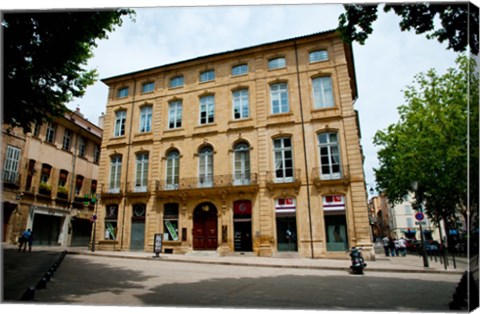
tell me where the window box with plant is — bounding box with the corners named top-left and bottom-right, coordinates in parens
top-left (38, 182), bottom-right (52, 195)
top-left (57, 186), bottom-right (69, 199)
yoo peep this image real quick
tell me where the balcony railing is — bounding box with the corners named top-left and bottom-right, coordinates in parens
top-left (156, 173), bottom-right (258, 191)
top-left (126, 180), bottom-right (158, 194)
top-left (2, 170), bottom-right (20, 186)
top-left (311, 165), bottom-right (350, 186)
top-left (266, 169), bottom-right (301, 185)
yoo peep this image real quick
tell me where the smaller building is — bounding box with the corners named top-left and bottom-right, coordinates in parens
top-left (2, 108), bottom-right (101, 247)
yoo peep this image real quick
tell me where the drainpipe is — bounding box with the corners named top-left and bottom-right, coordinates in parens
top-left (294, 42), bottom-right (315, 259)
top-left (120, 77), bottom-right (136, 250)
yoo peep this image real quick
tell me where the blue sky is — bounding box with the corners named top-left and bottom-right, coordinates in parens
top-left (2, 1), bottom-right (460, 192)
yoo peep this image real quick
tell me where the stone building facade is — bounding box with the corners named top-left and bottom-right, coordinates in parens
top-left (2, 108), bottom-right (101, 247)
top-left (96, 30), bottom-right (373, 259)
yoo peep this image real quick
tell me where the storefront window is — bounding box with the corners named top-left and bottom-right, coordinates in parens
top-left (323, 195), bottom-right (348, 251)
top-left (163, 203), bottom-right (179, 241)
top-left (105, 204), bottom-right (118, 240)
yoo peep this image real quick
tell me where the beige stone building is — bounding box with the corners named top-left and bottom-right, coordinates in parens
top-left (2, 108), bottom-right (101, 247)
top-left (96, 30), bottom-right (373, 259)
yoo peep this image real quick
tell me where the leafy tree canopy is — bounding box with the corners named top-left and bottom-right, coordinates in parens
top-left (338, 3), bottom-right (479, 55)
top-left (3, 10), bottom-right (134, 133)
top-left (373, 55), bottom-right (478, 230)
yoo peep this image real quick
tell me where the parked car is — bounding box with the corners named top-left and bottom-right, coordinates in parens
top-left (424, 240), bottom-right (440, 254)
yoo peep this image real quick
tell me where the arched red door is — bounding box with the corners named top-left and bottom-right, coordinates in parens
top-left (193, 202), bottom-right (218, 250)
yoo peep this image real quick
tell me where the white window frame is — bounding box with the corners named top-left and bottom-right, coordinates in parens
top-left (198, 147), bottom-right (213, 187)
top-left (78, 137), bottom-right (86, 158)
top-left (199, 95), bottom-right (215, 125)
top-left (273, 138), bottom-right (294, 183)
top-left (165, 150), bottom-right (180, 190)
top-left (62, 129), bottom-right (72, 150)
top-left (232, 89), bottom-right (249, 120)
top-left (312, 77), bottom-right (334, 109)
top-left (233, 142), bottom-right (251, 185)
top-left (270, 83), bottom-right (289, 114)
top-left (268, 57), bottom-right (286, 70)
top-left (135, 153), bottom-right (149, 192)
top-left (117, 87), bottom-right (129, 98)
top-left (318, 132), bottom-right (342, 180)
top-left (169, 75), bottom-right (184, 88)
top-left (168, 101), bottom-right (183, 129)
top-left (142, 82), bottom-right (155, 93)
top-left (45, 123), bottom-right (56, 143)
top-left (139, 106), bottom-right (152, 133)
top-left (109, 155), bottom-right (122, 193)
top-left (3, 145), bottom-right (21, 184)
top-left (114, 110), bottom-right (126, 137)
top-left (309, 50), bottom-right (328, 63)
top-left (200, 70), bottom-right (215, 82)
top-left (232, 64), bottom-right (248, 76)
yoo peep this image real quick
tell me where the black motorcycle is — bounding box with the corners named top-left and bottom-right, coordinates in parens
top-left (348, 246), bottom-right (367, 274)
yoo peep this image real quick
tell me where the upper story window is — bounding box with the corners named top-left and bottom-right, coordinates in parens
top-left (232, 64), bottom-right (248, 76)
top-left (169, 75), bottom-right (184, 88)
top-left (78, 137), bottom-right (86, 158)
top-left (198, 146), bottom-right (214, 187)
top-left (93, 144), bottom-right (100, 164)
top-left (309, 50), bottom-right (328, 63)
top-left (232, 89), bottom-right (249, 120)
top-left (233, 142), bottom-right (251, 185)
top-left (312, 77), bottom-right (334, 109)
top-left (268, 57), bottom-right (286, 70)
top-left (270, 83), bottom-right (289, 114)
top-left (75, 175), bottom-right (84, 195)
top-left (199, 95), bottom-right (215, 125)
top-left (3, 145), bottom-right (21, 184)
top-left (33, 123), bottom-right (41, 137)
top-left (45, 123), bottom-right (56, 144)
top-left (139, 106), bottom-right (152, 133)
top-left (117, 87), bottom-right (129, 98)
top-left (318, 132), bottom-right (342, 180)
top-left (135, 153), bottom-right (149, 192)
top-left (109, 155), bottom-right (122, 193)
top-left (40, 163), bottom-right (52, 184)
top-left (273, 137), bottom-right (293, 182)
top-left (199, 70), bottom-right (215, 82)
top-left (168, 100), bottom-right (183, 129)
top-left (114, 110), bottom-right (126, 137)
top-left (58, 169), bottom-right (68, 187)
top-left (62, 129), bottom-right (72, 151)
top-left (142, 82), bottom-right (155, 93)
top-left (166, 150), bottom-right (180, 190)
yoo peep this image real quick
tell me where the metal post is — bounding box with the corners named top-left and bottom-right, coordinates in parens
top-left (91, 193), bottom-right (98, 252)
top-left (419, 223), bottom-right (429, 267)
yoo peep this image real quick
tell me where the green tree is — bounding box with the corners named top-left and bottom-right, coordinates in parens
top-left (3, 10), bottom-right (134, 133)
top-left (373, 55), bottom-right (478, 238)
top-left (338, 3), bottom-right (479, 55)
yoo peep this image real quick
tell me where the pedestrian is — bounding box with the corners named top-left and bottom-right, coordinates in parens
top-left (27, 230), bottom-right (34, 252)
top-left (18, 228), bottom-right (31, 253)
top-left (398, 237), bottom-right (407, 256)
top-left (394, 238), bottom-right (400, 256)
top-left (388, 237), bottom-right (396, 257)
top-left (382, 236), bottom-right (390, 257)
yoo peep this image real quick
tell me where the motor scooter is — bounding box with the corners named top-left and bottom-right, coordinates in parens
top-left (348, 246), bottom-right (367, 274)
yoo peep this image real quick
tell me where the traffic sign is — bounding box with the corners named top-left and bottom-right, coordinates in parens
top-left (415, 212), bottom-right (425, 221)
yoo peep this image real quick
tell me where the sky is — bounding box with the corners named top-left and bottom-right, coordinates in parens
top-left (2, 1), bottom-right (460, 191)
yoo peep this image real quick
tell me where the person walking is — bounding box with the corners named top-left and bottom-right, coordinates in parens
top-left (382, 236), bottom-right (390, 257)
top-left (27, 230), bottom-right (34, 252)
top-left (394, 238), bottom-right (400, 256)
top-left (388, 237), bottom-right (396, 257)
top-left (398, 237), bottom-right (407, 256)
top-left (18, 228), bottom-right (31, 253)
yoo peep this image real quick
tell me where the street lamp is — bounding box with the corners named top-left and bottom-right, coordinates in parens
top-left (411, 181), bottom-right (429, 268)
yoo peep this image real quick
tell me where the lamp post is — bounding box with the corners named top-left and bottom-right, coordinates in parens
top-left (411, 181), bottom-right (429, 268)
top-left (91, 193), bottom-right (99, 253)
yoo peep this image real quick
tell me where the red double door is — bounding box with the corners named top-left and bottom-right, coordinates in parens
top-left (193, 203), bottom-right (218, 250)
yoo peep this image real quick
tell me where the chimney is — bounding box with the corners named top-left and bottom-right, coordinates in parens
top-left (98, 112), bottom-right (105, 129)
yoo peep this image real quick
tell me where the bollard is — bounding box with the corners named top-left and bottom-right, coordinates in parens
top-left (20, 286), bottom-right (35, 301)
top-left (49, 266), bottom-right (57, 273)
top-left (45, 271), bottom-right (52, 281)
top-left (36, 277), bottom-right (47, 289)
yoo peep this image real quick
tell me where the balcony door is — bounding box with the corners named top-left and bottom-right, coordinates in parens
top-left (198, 147), bottom-right (213, 187)
top-left (273, 138), bottom-right (293, 183)
top-left (233, 142), bottom-right (250, 185)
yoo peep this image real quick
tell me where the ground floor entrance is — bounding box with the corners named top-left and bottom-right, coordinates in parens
top-left (3, 203), bottom-right (16, 242)
top-left (193, 202), bottom-right (218, 250)
top-left (276, 216), bottom-right (298, 252)
top-left (32, 213), bottom-right (62, 246)
top-left (71, 218), bottom-right (92, 247)
top-left (130, 220), bottom-right (145, 251)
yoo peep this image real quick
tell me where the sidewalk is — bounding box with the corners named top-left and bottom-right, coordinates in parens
top-left (64, 246), bottom-right (467, 275)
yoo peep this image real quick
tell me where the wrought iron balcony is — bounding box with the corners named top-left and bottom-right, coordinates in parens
top-left (2, 170), bottom-right (20, 187)
top-left (126, 180), bottom-right (158, 194)
top-left (311, 165), bottom-right (350, 188)
top-left (265, 169), bottom-right (302, 192)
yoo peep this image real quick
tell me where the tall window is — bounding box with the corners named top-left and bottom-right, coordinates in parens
top-left (268, 57), bottom-right (286, 69)
top-left (139, 106), bottom-right (152, 133)
top-left (233, 142), bottom-right (250, 185)
top-left (232, 64), bottom-right (248, 76)
top-left (270, 83), bottom-right (289, 114)
top-left (232, 89), bottom-right (249, 119)
top-left (169, 75), bottom-right (184, 88)
top-left (163, 203), bottom-right (179, 241)
top-left (109, 155), bottom-right (122, 193)
top-left (105, 204), bottom-right (118, 240)
top-left (168, 100), bottom-right (183, 129)
top-left (309, 50), bottom-right (328, 63)
top-left (166, 150), bottom-right (180, 190)
top-left (117, 87), bottom-right (129, 98)
top-left (33, 123), bottom-right (41, 137)
top-left (45, 123), bottom-right (56, 143)
top-left (114, 110), bottom-right (126, 137)
top-left (318, 132), bottom-right (341, 179)
top-left (78, 137), bottom-right (86, 158)
top-left (142, 82), bottom-right (155, 93)
top-left (200, 70), bottom-right (215, 82)
top-left (75, 175), bottom-right (84, 195)
top-left (273, 138), bottom-right (293, 182)
top-left (93, 144), bottom-right (100, 164)
top-left (198, 146), bottom-right (213, 187)
top-left (3, 145), bottom-right (21, 184)
top-left (312, 77), bottom-right (334, 109)
top-left (58, 170), bottom-right (68, 187)
top-left (323, 195), bottom-right (348, 251)
top-left (135, 153), bottom-right (149, 192)
top-left (62, 129), bottom-right (72, 150)
top-left (199, 95), bottom-right (215, 124)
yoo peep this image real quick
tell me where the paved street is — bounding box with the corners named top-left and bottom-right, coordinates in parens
top-left (2, 246), bottom-right (463, 312)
